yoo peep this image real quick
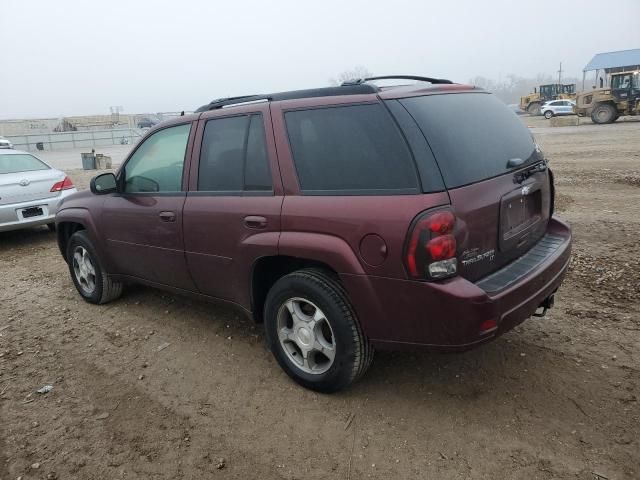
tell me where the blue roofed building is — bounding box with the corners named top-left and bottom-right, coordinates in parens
top-left (582, 49), bottom-right (640, 89)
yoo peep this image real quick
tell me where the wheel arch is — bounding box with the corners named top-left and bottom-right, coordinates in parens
top-left (250, 255), bottom-right (340, 323)
top-left (56, 208), bottom-right (99, 263)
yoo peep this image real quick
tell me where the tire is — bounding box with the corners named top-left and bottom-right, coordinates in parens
top-left (544, 110), bottom-right (553, 119)
top-left (66, 230), bottom-right (123, 304)
top-left (47, 223), bottom-right (56, 232)
top-left (264, 269), bottom-right (373, 393)
top-left (591, 103), bottom-right (617, 124)
top-left (527, 103), bottom-right (540, 115)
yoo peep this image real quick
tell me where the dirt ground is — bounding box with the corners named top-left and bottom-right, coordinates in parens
top-left (1, 117), bottom-right (639, 480)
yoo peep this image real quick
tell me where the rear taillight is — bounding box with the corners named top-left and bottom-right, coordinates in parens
top-left (405, 209), bottom-right (457, 280)
top-left (51, 176), bottom-right (74, 192)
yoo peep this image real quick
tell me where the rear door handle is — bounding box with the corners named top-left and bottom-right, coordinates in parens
top-left (159, 211), bottom-right (176, 222)
top-left (244, 215), bottom-right (267, 229)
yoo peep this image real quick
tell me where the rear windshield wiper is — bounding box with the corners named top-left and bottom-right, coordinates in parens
top-left (510, 159), bottom-right (547, 184)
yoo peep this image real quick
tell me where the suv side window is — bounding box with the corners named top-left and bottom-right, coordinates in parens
top-left (124, 123), bottom-right (191, 193)
top-left (285, 103), bottom-right (419, 195)
top-left (198, 114), bottom-right (272, 192)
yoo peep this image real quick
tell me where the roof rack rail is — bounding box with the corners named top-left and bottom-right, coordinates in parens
top-left (194, 84), bottom-right (380, 113)
top-left (194, 95), bottom-right (271, 112)
top-left (341, 75), bottom-right (453, 86)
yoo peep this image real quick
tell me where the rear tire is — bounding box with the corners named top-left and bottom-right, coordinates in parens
top-left (264, 269), bottom-right (373, 393)
top-left (591, 103), bottom-right (617, 124)
top-left (544, 110), bottom-right (553, 119)
top-left (66, 230), bottom-right (123, 304)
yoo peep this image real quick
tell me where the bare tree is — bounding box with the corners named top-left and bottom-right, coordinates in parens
top-left (329, 66), bottom-right (373, 86)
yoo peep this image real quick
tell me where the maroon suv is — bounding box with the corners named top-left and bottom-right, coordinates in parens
top-left (56, 76), bottom-right (571, 392)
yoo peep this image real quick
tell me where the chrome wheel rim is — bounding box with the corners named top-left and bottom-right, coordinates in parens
top-left (72, 246), bottom-right (96, 295)
top-left (276, 297), bottom-right (336, 375)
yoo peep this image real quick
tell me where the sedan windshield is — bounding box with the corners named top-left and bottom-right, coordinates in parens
top-left (0, 154), bottom-right (50, 174)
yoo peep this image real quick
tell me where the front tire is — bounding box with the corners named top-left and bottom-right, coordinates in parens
top-left (544, 110), bottom-right (553, 119)
top-left (66, 231), bottom-right (123, 304)
top-left (264, 269), bottom-right (373, 393)
top-left (591, 103), bottom-right (617, 124)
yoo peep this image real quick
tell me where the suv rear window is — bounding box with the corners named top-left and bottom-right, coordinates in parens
top-left (398, 93), bottom-right (539, 188)
top-left (285, 104), bottom-right (419, 195)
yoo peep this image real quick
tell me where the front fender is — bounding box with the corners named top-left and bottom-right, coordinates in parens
top-left (55, 207), bottom-right (108, 266)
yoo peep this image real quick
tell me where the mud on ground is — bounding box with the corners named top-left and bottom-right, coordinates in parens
top-left (0, 119), bottom-right (639, 479)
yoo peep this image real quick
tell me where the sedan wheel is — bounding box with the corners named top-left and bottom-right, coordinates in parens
top-left (277, 297), bottom-right (336, 375)
top-left (72, 246), bottom-right (97, 295)
top-left (544, 110), bottom-right (553, 119)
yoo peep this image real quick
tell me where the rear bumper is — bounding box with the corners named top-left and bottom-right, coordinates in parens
top-left (0, 189), bottom-right (77, 232)
top-left (341, 217), bottom-right (571, 350)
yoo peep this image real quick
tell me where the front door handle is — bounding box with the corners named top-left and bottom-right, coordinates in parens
top-left (244, 215), bottom-right (267, 229)
top-left (159, 211), bottom-right (176, 222)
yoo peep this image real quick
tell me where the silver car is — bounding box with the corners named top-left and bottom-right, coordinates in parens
top-left (0, 149), bottom-right (77, 232)
top-left (541, 100), bottom-right (576, 119)
top-left (0, 137), bottom-right (14, 149)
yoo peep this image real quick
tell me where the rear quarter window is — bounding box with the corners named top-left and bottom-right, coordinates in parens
top-left (285, 103), bottom-right (420, 195)
top-left (0, 154), bottom-right (49, 174)
top-left (399, 93), bottom-right (539, 188)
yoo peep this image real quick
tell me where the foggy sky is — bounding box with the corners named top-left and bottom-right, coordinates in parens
top-left (1, 0), bottom-right (639, 118)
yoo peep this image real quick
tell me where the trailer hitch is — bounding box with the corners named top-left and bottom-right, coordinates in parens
top-left (533, 294), bottom-right (555, 318)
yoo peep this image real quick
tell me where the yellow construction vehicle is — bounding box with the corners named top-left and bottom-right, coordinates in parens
top-left (574, 71), bottom-right (640, 124)
top-left (520, 83), bottom-right (576, 115)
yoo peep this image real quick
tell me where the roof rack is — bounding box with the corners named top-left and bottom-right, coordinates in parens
top-left (194, 84), bottom-right (379, 112)
top-left (195, 95), bottom-right (270, 112)
top-left (341, 75), bottom-right (453, 86)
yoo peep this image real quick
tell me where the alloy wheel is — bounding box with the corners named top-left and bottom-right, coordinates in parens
top-left (72, 246), bottom-right (96, 295)
top-left (276, 297), bottom-right (336, 375)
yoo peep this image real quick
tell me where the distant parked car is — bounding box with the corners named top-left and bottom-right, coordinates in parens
top-left (541, 100), bottom-right (576, 119)
top-left (137, 118), bottom-right (158, 129)
top-left (0, 149), bottom-right (77, 232)
top-left (0, 137), bottom-right (14, 149)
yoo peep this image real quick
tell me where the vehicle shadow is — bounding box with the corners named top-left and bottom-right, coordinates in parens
top-left (0, 226), bottom-right (55, 252)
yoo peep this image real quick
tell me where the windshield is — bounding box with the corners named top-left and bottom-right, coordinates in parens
top-left (397, 92), bottom-right (540, 188)
top-left (0, 154), bottom-right (50, 174)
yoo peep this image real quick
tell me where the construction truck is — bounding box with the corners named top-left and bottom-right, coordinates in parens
top-left (574, 71), bottom-right (640, 124)
top-left (520, 83), bottom-right (576, 115)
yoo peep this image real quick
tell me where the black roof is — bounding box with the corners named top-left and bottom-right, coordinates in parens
top-left (195, 75), bottom-right (453, 112)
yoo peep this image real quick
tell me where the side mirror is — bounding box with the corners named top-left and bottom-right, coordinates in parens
top-left (90, 173), bottom-right (117, 195)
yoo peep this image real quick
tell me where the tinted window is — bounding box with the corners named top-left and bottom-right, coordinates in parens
top-left (0, 154), bottom-right (49, 174)
top-left (124, 124), bottom-right (190, 193)
top-left (285, 104), bottom-right (419, 194)
top-left (245, 116), bottom-right (272, 191)
top-left (198, 114), bottom-right (272, 192)
top-left (400, 93), bottom-right (539, 188)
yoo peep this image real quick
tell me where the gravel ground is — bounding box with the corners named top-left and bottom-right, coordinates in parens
top-left (0, 117), bottom-right (639, 480)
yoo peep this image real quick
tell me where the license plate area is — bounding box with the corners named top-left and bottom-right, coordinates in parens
top-left (21, 206), bottom-right (44, 218)
top-left (499, 184), bottom-right (542, 251)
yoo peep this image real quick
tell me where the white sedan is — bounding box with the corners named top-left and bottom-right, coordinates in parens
top-left (541, 100), bottom-right (576, 119)
top-left (0, 149), bottom-right (77, 232)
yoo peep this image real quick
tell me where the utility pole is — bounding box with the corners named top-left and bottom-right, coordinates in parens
top-left (557, 62), bottom-right (563, 85)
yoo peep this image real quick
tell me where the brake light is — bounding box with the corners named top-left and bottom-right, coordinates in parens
top-left (405, 209), bottom-right (458, 280)
top-left (51, 176), bottom-right (74, 192)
